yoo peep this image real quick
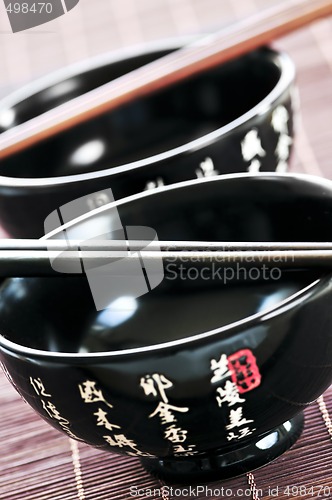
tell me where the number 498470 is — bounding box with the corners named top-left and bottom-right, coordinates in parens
top-left (6, 3), bottom-right (53, 14)
top-left (284, 485), bottom-right (332, 497)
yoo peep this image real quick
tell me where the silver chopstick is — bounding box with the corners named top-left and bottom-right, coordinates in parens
top-left (0, 239), bottom-right (331, 276)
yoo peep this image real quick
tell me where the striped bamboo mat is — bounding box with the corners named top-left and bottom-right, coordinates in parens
top-left (1, 372), bottom-right (332, 499)
top-left (1, 0), bottom-right (332, 499)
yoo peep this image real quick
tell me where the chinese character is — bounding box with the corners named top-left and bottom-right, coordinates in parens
top-left (276, 161), bottom-right (288, 173)
top-left (226, 426), bottom-right (256, 441)
top-left (271, 105), bottom-right (289, 134)
top-left (275, 134), bottom-right (292, 162)
top-left (66, 429), bottom-right (82, 440)
top-left (30, 377), bottom-right (51, 397)
top-left (104, 434), bottom-right (137, 450)
top-left (226, 407), bottom-right (254, 430)
top-left (140, 374), bottom-right (173, 403)
top-left (145, 178), bottom-right (164, 190)
top-left (226, 431), bottom-right (238, 441)
top-left (78, 380), bottom-right (113, 408)
top-left (94, 408), bottom-right (121, 431)
top-left (41, 400), bottom-right (69, 424)
top-left (241, 129), bottom-right (266, 163)
top-left (149, 402), bottom-right (189, 424)
top-left (195, 157), bottom-right (219, 178)
top-left (164, 425), bottom-right (188, 443)
top-left (216, 381), bottom-right (245, 407)
top-left (127, 450), bottom-right (156, 458)
top-left (173, 444), bottom-right (197, 455)
top-left (238, 426), bottom-right (256, 439)
top-left (210, 354), bottom-right (232, 384)
top-left (247, 159), bottom-right (261, 173)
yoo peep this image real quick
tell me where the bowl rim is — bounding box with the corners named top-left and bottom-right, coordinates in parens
top-left (43, 171), bottom-right (332, 237)
top-left (0, 40), bottom-right (295, 189)
top-left (0, 274), bottom-right (323, 361)
top-left (0, 172), bottom-right (329, 361)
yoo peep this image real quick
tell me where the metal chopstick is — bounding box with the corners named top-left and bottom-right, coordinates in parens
top-left (0, 240), bottom-right (331, 276)
top-left (1, 239), bottom-right (332, 251)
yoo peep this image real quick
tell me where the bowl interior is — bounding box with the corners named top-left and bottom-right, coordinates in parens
top-left (0, 175), bottom-right (328, 354)
top-left (0, 48), bottom-right (281, 179)
top-left (0, 272), bottom-right (318, 353)
top-left (115, 174), bottom-right (332, 242)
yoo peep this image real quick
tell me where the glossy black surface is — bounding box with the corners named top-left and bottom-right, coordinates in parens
top-left (114, 173), bottom-right (332, 242)
top-left (1, 174), bottom-right (332, 483)
top-left (0, 272), bottom-right (319, 352)
top-left (141, 414), bottom-right (304, 483)
top-left (0, 50), bottom-right (280, 178)
top-left (0, 42), bottom-right (295, 237)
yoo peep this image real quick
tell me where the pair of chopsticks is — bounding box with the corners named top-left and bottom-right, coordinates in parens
top-left (1, 240), bottom-right (332, 276)
top-left (1, 0), bottom-right (332, 276)
top-left (0, 0), bottom-right (331, 159)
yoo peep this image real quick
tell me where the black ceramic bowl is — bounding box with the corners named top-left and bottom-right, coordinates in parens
top-left (0, 39), bottom-right (295, 237)
top-left (1, 173), bottom-right (330, 483)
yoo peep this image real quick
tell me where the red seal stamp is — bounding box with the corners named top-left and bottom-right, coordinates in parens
top-left (228, 349), bottom-right (261, 394)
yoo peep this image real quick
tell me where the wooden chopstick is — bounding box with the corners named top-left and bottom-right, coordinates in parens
top-left (0, 0), bottom-right (331, 160)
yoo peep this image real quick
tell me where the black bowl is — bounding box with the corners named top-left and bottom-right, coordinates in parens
top-left (1, 173), bottom-right (330, 483)
top-left (0, 39), bottom-right (295, 237)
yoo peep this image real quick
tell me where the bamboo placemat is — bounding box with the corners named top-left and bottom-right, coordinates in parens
top-left (1, 371), bottom-right (332, 500)
top-left (1, 0), bottom-right (332, 499)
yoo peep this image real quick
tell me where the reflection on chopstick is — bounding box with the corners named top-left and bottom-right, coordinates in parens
top-left (0, 239), bottom-right (332, 276)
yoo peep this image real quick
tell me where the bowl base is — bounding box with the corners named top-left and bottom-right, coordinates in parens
top-left (140, 413), bottom-right (304, 484)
